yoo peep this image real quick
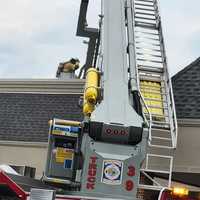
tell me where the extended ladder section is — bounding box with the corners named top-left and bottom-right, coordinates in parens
top-left (133, 0), bottom-right (177, 149)
top-left (127, 0), bottom-right (178, 190)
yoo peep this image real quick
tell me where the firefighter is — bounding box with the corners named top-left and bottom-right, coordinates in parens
top-left (56, 58), bottom-right (80, 78)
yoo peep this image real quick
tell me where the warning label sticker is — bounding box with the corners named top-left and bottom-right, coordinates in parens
top-left (101, 160), bottom-right (123, 185)
top-left (55, 148), bottom-right (74, 163)
top-left (52, 125), bottom-right (78, 137)
top-left (64, 159), bottom-right (73, 169)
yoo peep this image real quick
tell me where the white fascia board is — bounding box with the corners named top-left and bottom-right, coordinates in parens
top-left (178, 119), bottom-right (200, 127)
top-left (0, 79), bottom-right (85, 94)
top-left (0, 140), bottom-right (47, 148)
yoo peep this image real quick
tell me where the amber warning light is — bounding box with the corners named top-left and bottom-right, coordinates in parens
top-left (172, 187), bottom-right (189, 197)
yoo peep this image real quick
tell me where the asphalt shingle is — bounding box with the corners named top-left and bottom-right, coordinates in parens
top-left (172, 57), bottom-right (200, 119)
top-left (0, 93), bottom-right (83, 142)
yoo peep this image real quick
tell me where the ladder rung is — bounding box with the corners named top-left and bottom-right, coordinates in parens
top-left (135, 17), bottom-right (156, 23)
top-left (151, 136), bottom-right (172, 141)
top-left (145, 113), bottom-right (167, 118)
top-left (137, 58), bottom-right (163, 64)
top-left (135, 30), bottom-right (159, 36)
top-left (147, 105), bottom-right (167, 109)
top-left (138, 65), bottom-right (164, 73)
top-left (135, 2), bottom-right (154, 7)
top-left (135, 35), bottom-right (159, 41)
top-left (139, 70), bottom-right (163, 76)
top-left (152, 120), bottom-right (170, 124)
top-left (143, 97), bottom-right (166, 103)
top-left (135, 19), bottom-right (157, 24)
top-left (140, 77), bottom-right (162, 83)
top-left (135, 11), bottom-right (156, 17)
top-left (138, 65), bottom-right (163, 72)
top-left (135, 19), bottom-right (157, 26)
top-left (151, 134), bottom-right (171, 139)
top-left (139, 72), bottom-right (163, 78)
top-left (135, 15), bottom-right (156, 21)
top-left (152, 114), bottom-right (167, 118)
top-left (137, 55), bottom-right (162, 62)
top-left (143, 91), bottom-right (167, 96)
top-left (136, 46), bottom-right (161, 52)
top-left (136, 41), bottom-right (160, 47)
top-left (135, 7), bottom-right (155, 12)
top-left (141, 81), bottom-right (163, 87)
top-left (151, 126), bottom-right (170, 131)
top-left (152, 120), bottom-right (170, 125)
top-left (135, 23), bottom-right (157, 30)
top-left (136, 52), bottom-right (162, 58)
top-left (138, 64), bottom-right (163, 70)
top-left (136, 52), bottom-right (164, 59)
top-left (145, 110), bottom-right (168, 116)
top-left (152, 126), bottom-right (170, 131)
top-left (149, 144), bottom-right (174, 149)
top-left (151, 128), bottom-right (170, 133)
top-left (139, 185), bottom-right (164, 191)
top-left (145, 111), bottom-right (168, 118)
top-left (140, 169), bottom-right (170, 174)
top-left (135, 0), bottom-right (154, 3)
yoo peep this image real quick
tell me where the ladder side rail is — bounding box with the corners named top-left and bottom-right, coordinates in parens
top-left (160, 30), bottom-right (178, 148)
top-left (126, 0), bottom-right (139, 92)
top-left (130, 0), bottom-right (152, 143)
top-left (155, 0), bottom-right (178, 147)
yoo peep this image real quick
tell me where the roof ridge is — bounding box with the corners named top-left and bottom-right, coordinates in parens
top-left (172, 57), bottom-right (200, 81)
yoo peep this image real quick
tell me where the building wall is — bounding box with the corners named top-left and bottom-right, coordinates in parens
top-left (146, 120), bottom-right (200, 174)
top-left (173, 120), bottom-right (200, 173)
top-left (0, 142), bottom-right (47, 178)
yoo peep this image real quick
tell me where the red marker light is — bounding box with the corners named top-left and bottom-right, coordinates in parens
top-left (125, 180), bottom-right (134, 191)
top-left (106, 128), bottom-right (112, 134)
top-left (127, 166), bottom-right (135, 177)
top-left (120, 130), bottom-right (127, 135)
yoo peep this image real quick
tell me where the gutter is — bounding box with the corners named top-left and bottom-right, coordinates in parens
top-left (178, 119), bottom-right (200, 127)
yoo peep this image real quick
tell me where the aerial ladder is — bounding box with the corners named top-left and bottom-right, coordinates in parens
top-left (30, 0), bottom-right (178, 199)
top-left (133, 0), bottom-right (178, 190)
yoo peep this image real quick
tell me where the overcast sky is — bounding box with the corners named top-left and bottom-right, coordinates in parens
top-left (0, 0), bottom-right (199, 78)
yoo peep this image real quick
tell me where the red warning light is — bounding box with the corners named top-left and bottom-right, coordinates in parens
top-left (125, 180), bottom-right (134, 191)
top-left (127, 166), bottom-right (136, 177)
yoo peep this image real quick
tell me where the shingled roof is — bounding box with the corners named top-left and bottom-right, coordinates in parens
top-left (0, 80), bottom-right (84, 143)
top-left (172, 57), bottom-right (200, 119)
top-left (0, 93), bottom-right (83, 142)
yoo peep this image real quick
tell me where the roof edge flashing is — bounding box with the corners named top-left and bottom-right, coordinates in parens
top-left (0, 140), bottom-right (47, 148)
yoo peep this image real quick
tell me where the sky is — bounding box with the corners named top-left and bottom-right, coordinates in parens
top-left (0, 0), bottom-right (199, 78)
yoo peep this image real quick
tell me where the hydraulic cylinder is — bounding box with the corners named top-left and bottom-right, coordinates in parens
top-left (83, 99), bottom-right (95, 116)
top-left (85, 68), bottom-right (99, 105)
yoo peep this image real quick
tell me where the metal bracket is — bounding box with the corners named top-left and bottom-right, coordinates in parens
top-left (76, 0), bottom-right (99, 78)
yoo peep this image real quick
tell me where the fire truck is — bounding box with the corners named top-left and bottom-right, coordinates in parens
top-left (0, 0), bottom-right (198, 199)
